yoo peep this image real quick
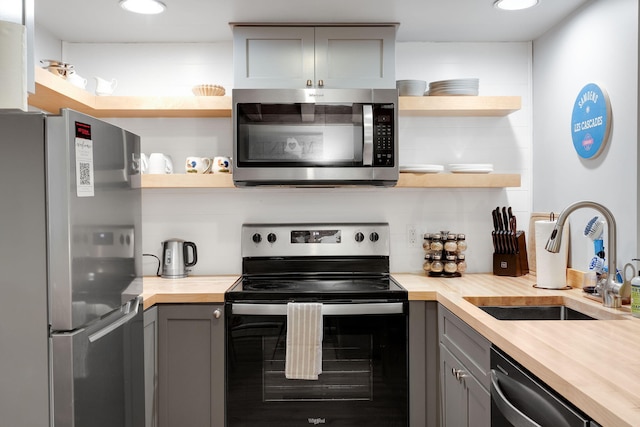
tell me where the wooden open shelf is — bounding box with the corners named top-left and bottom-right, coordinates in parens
top-left (140, 172), bottom-right (519, 189)
top-left (28, 67), bottom-right (520, 118)
top-left (396, 172), bottom-right (520, 188)
top-left (142, 173), bottom-right (234, 188)
top-left (399, 95), bottom-right (521, 116)
top-left (28, 67), bottom-right (231, 118)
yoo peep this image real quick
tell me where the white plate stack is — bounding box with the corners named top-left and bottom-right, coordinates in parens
top-left (399, 164), bottom-right (444, 173)
top-left (448, 163), bottom-right (494, 173)
top-left (428, 78), bottom-right (479, 96)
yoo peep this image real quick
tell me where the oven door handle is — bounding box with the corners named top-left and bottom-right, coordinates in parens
top-left (231, 302), bottom-right (404, 316)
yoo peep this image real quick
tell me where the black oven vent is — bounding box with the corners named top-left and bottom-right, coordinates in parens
top-left (242, 256), bottom-right (389, 276)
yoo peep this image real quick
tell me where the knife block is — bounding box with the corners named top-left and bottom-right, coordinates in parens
top-left (493, 232), bottom-right (529, 277)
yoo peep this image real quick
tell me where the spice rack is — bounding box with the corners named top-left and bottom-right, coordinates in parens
top-left (422, 232), bottom-right (467, 278)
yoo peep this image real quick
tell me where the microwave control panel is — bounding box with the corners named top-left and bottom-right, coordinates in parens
top-left (372, 105), bottom-right (395, 166)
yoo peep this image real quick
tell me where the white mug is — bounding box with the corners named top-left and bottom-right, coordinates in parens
top-left (95, 76), bottom-right (118, 96)
top-left (67, 72), bottom-right (88, 89)
top-left (147, 153), bottom-right (173, 174)
top-left (139, 153), bottom-right (149, 174)
top-left (185, 156), bottom-right (212, 174)
top-left (212, 156), bottom-right (232, 173)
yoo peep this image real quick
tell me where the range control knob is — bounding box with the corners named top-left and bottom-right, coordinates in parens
top-left (370, 232), bottom-right (380, 242)
top-left (252, 233), bottom-right (262, 244)
top-left (355, 232), bottom-right (365, 243)
top-left (267, 233), bottom-right (277, 244)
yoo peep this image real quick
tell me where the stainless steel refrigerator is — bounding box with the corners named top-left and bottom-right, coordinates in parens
top-left (0, 109), bottom-right (144, 426)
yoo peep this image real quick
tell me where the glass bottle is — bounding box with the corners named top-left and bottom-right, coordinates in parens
top-left (457, 254), bottom-right (467, 273)
top-left (430, 234), bottom-right (443, 252)
top-left (431, 254), bottom-right (444, 273)
top-left (444, 255), bottom-right (458, 273)
top-left (444, 234), bottom-right (458, 252)
top-left (456, 234), bottom-right (467, 252)
top-left (423, 233), bottom-right (432, 251)
top-left (422, 254), bottom-right (432, 272)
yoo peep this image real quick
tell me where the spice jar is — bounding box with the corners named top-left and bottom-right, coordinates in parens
top-left (422, 234), bottom-right (432, 251)
top-left (444, 255), bottom-right (458, 273)
top-left (422, 254), bottom-right (432, 272)
top-left (430, 234), bottom-right (443, 252)
top-left (457, 254), bottom-right (467, 273)
top-left (444, 234), bottom-right (458, 252)
top-left (456, 234), bottom-right (467, 252)
top-left (431, 254), bottom-right (443, 273)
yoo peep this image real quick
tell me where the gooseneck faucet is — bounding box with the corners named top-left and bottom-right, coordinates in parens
top-left (545, 200), bottom-right (626, 308)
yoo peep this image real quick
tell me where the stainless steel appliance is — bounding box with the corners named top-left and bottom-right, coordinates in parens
top-left (225, 223), bottom-right (408, 426)
top-left (490, 346), bottom-right (602, 427)
top-left (161, 238), bottom-right (198, 278)
top-left (0, 109), bottom-right (144, 427)
top-left (232, 89), bottom-right (398, 186)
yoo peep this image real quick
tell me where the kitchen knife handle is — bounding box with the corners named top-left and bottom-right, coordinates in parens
top-left (502, 207), bottom-right (510, 231)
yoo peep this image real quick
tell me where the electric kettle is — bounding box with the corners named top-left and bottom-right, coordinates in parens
top-left (161, 239), bottom-right (198, 278)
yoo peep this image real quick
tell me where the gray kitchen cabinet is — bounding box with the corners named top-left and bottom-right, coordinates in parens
top-left (409, 301), bottom-right (440, 427)
top-left (144, 306), bottom-right (158, 427)
top-left (438, 305), bottom-right (491, 427)
top-left (233, 25), bottom-right (396, 89)
top-left (158, 304), bottom-right (225, 427)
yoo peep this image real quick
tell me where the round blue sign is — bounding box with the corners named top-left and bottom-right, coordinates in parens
top-left (571, 83), bottom-right (611, 159)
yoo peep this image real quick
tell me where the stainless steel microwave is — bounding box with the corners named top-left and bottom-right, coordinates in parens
top-left (232, 88), bottom-right (398, 186)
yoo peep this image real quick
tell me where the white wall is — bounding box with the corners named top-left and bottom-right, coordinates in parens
top-left (60, 42), bottom-right (234, 96)
top-left (33, 24), bottom-right (61, 65)
top-left (39, 39), bottom-right (533, 276)
top-left (532, 0), bottom-right (638, 272)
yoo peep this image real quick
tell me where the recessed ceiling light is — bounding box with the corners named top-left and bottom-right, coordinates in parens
top-left (494, 0), bottom-right (539, 11)
top-left (120, 0), bottom-right (166, 15)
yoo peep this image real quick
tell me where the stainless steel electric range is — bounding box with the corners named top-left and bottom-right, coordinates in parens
top-left (225, 223), bottom-right (408, 427)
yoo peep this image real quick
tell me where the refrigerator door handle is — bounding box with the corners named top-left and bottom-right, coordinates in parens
top-left (88, 296), bottom-right (142, 343)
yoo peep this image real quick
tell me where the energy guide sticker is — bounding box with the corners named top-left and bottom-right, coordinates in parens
top-left (75, 122), bottom-right (94, 197)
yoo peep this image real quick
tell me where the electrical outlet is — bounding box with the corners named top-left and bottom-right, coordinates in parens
top-left (407, 224), bottom-right (418, 247)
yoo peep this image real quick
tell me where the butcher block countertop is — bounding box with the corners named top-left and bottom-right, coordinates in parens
top-left (143, 273), bottom-right (640, 427)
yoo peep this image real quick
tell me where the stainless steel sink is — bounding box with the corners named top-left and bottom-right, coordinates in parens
top-left (463, 295), bottom-right (623, 321)
top-left (476, 305), bottom-right (596, 320)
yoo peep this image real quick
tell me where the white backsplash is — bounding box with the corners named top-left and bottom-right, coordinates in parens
top-left (59, 41), bottom-right (533, 276)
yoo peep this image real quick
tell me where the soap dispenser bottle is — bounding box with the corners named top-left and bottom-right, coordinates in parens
top-left (630, 258), bottom-right (640, 318)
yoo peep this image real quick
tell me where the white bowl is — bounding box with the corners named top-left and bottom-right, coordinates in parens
top-left (396, 80), bottom-right (426, 96)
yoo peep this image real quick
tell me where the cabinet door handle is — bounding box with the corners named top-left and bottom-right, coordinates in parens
top-left (317, 79), bottom-right (324, 87)
top-left (213, 309), bottom-right (222, 319)
top-left (452, 368), bottom-right (467, 381)
top-left (306, 79), bottom-right (313, 87)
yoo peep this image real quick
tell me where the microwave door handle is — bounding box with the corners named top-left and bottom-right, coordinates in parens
top-left (362, 104), bottom-right (374, 166)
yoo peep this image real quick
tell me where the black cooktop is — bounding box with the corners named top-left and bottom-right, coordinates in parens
top-left (225, 275), bottom-right (407, 303)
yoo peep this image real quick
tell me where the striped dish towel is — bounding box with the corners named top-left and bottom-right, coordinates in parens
top-left (285, 302), bottom-right (323, 380)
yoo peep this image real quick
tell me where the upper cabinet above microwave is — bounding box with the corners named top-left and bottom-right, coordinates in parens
top-left (232, 25), bottom-right (397, 89)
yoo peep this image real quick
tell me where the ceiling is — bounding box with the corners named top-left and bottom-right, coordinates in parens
top-left (34, 0), bottom-right (591, 43)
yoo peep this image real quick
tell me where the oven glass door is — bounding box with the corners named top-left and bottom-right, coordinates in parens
top-left (226, 302), bottom-right (408, 426)
top-left (235, 102), bottom-right (366, 167)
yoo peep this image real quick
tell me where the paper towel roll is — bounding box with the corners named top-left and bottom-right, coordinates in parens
top-left (0, 21), bottom-right (27, 111)
top-left (535, 220), bottom-right (569, 289)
